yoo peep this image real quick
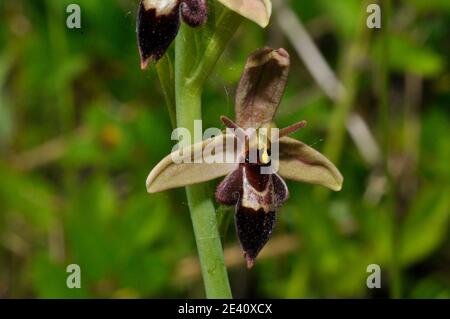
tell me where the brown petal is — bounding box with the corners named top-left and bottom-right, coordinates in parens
top-left (137, 0), bottom-right (181, 69)
top-left (235, 206), bottom-right (276, 268)
top-left (272, 173), bottom-right (289, 208)
top-left (137, 0), bottom-right (208, 69)
top-left (235, 47), bottom-right (290, 129)
top-left (216, 0), bottom-right (272, 28)
top-left (277, 136), bottom-right (344, 191)
top-left (146, 134), bottom-right (238, 193)
top-left (216, 167), bottom-right (243, 206)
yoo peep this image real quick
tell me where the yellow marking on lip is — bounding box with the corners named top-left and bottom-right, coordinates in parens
top-left (261, 149), bottom-right (270, 164)
top-left (257, 127), bottom-right (271, 164)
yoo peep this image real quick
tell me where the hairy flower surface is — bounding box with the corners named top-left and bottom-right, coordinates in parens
top-left (146, 48), bottom-right (343, 267)
top-left (137, 0), bottom-right (208, 69)
top-left (137, 0), bottom-right (272, 69)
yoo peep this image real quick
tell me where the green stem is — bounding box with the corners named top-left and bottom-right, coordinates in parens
top-left (173, 7), bottom-right (241, 298)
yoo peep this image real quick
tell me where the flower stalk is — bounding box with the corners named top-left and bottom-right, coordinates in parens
top-left (173, 7), bottom-right (242, 298)
top-left (143, 0), bottom-right (344, 299)
top-left (151, 44), bottom-right (343, 275)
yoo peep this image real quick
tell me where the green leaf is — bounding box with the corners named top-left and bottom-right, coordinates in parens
top-left (156, 54), bottom-right (176, 127)
top-left (400, 187), bottom-right (450, 265)
top-left (375, 35), bottom-right (446, 77)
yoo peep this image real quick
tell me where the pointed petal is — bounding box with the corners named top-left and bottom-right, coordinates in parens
top-left (217, 0), bottom-right (272, 28)
top-left (272, 173), bottom-right (289, 208)
top-left (216, 167), bottom-right (243, 205)
top-left (235, 206), bottom-right (276, 268)
top-left (277, 136), bottom-right (344, 191)
top-left (146, 134), bottom-right (238, 193)
top-left (137, 0), bottom-right (181, 68)
top-left (279, 120), bottom-right (307, 137)
top-left (235, 48), bottom-right (290, 128)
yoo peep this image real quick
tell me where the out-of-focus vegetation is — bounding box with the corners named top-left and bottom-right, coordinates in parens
top-left (0, 0), bottom-right (449, 298)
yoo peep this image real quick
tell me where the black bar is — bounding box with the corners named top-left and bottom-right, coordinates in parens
top-left (0, 299), bottom-right (447, 318)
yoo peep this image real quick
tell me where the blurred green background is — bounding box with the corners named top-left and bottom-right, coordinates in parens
top-left (0, 0), bottom-right (449, 298)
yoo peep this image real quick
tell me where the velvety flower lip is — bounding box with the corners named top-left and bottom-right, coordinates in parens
top-left (136, 0), bottom-right (208, 69)
top-left (146, 47), bottom-right (343, 267)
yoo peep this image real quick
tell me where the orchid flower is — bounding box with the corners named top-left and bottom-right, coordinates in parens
top-left (137, 0), bottom-right (272, 69)
top-left (146, 47), bottom-right (343, 267)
